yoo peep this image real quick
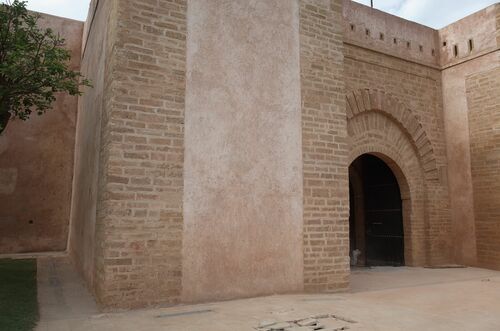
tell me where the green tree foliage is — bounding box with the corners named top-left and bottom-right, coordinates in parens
top-left (0, 0), bottom-right (90, 134)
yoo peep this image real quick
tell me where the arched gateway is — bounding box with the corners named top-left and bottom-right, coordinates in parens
top-left (346, 89), bottom-right (439, 267)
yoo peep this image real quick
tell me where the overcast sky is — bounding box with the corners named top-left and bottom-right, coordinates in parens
top-left (353, 0), bottom-right (498, 28)
top-left (24, 0), bottom-right (499, 29)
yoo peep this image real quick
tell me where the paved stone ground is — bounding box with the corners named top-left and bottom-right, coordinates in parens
top-left (35, 257), bottom-right (500, 330)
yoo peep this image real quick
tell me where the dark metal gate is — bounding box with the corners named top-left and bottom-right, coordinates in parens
top-left (350, 154), bottom-right (405, 267)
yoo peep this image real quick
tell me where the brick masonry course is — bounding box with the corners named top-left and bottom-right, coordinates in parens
top-left (2, 0), bottom-right (498, 309)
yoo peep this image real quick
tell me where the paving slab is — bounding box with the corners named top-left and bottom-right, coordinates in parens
top-left (35, 258), bottom-right (500, 331)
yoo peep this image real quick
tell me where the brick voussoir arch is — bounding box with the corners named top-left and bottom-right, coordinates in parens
top-left (346, 89), bottom-right (438, 180)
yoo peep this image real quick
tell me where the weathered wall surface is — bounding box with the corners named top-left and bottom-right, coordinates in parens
top-left (467, 65), bottom-right (500, 270)
top-left (90, 0), bottom-right (187, 308)
top-left (343, 0), bottom-right (440, 68)
top-left (465, 4), bottom-right (500, 270)
top-left (440, 4), bottom-right (499, 265)
top-left (36, 0), bottom-right (498, 309)
top-left (439, 4), bottom-right (498, 68)
top-left (0, 14), bottom-right (83, 253)
top-left (183, 0), bottom-right (303, 303)
top-left (343, 5), bottom-right (453, 265)
top-left (69, 0), bottom-right (111, 290)
top-left (300, 0), bottom-right (349, 292)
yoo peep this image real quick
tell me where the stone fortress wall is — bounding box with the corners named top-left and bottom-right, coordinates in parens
top-left (343, 0), bottom-right (452, 268)
top-left (0, 13), bottom-right (83, 254)
top-left (0, 0), bottom-right (498, 310)
top-left (460, 5), bottom-right (500, 269)
top-left (69, 0), bottom-right (113, 300)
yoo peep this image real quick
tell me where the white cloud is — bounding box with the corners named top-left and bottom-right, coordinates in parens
top-left (353, 0), bottom-right (498, 28)
top-left (25, 0), bottom-right (91, 21)
top-left (400, 0), bottom-right (498, 28)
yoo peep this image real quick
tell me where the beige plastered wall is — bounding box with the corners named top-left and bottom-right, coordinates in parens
top-left (0, 13), bottom-right (83, 254)
top-left (466, 64), bottom-right (500, 270)
top-left (182, 0), bottom-right (304, 303)
top-left (69, 0), bottom-right (111, 288)
top-left (439, 3), bottom-right (499, 266)
top-left (462, 4), bottom-right (500, 269)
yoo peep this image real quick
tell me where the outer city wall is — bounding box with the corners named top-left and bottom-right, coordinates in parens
top-left (1, 0), bottom-right (499, 310)
top-left (0, 13), bottom-right (83, 254)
